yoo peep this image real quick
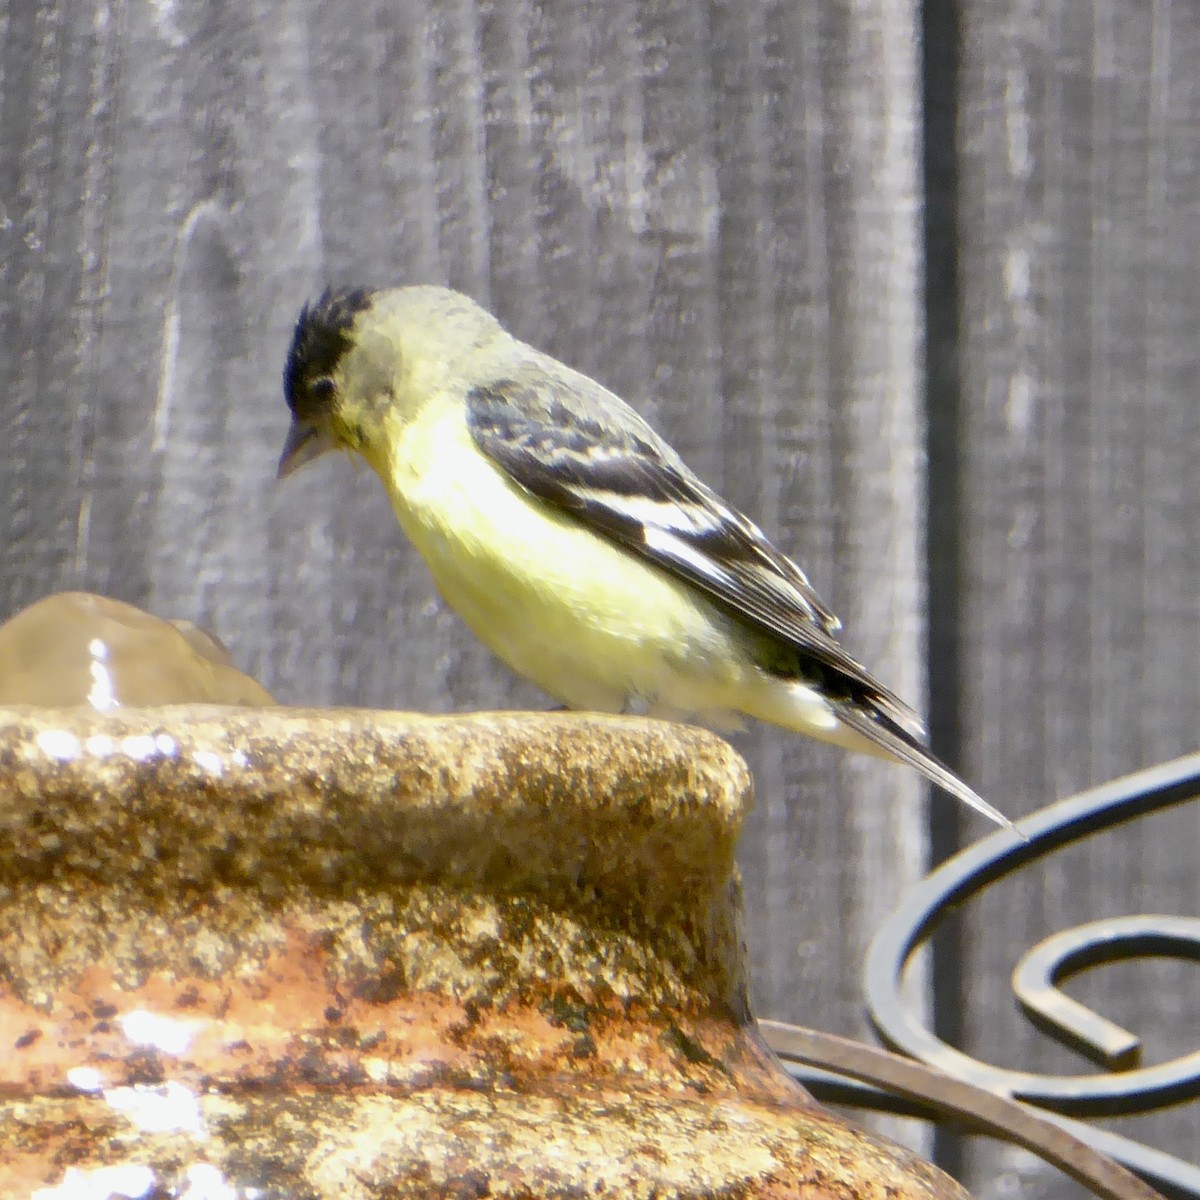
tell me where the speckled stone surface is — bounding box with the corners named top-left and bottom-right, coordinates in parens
top-left (0, 707), bottom-right (968, 1199)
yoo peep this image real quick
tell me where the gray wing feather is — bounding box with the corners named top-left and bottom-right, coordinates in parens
top-left (464, 366), bottom-right (925, 738)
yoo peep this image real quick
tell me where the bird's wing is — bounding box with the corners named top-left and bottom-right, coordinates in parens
top-left (465, 371), bottom-right (925, 737)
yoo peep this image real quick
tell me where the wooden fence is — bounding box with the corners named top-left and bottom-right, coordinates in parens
top-left (2, 1), bottom-right (1197, 1193)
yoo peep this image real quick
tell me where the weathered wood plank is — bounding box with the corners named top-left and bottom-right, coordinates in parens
top-left (0, 0), bottom-right (933, 1066)
top-left (11, 0), bottom-right (1197, 1183)
top-left (956, 0), bottom-right (1200, 1190)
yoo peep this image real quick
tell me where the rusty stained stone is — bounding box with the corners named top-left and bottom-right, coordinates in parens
top-left (0, 707), bottom-right (969, 1199)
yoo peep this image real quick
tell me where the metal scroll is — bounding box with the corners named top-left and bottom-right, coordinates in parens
top-left (763, 752), bottom-right (1200, 1200)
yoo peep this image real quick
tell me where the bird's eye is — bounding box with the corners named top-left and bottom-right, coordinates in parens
top-left (310, 377), bottom-right (336, 404)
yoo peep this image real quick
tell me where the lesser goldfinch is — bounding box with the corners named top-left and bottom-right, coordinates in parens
top-left (278, 285), bottom-right (1015, 832)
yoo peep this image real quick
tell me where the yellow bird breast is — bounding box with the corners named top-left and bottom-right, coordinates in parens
top-left (369, 397), bottom-right (755, 720)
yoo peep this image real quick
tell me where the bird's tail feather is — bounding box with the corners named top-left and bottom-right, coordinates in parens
top-left (833, 702), bottom-right (1024, 839)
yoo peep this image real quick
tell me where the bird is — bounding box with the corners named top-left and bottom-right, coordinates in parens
top-left (278, 284), bottom-right (1016, 833)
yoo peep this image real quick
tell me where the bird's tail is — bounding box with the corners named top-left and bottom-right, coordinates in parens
top-left (832, 701), bottom-right (1024, 838)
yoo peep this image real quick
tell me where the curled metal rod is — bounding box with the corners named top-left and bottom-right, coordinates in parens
top-left (858, 752), bottom-right (1200, 1196)
top-left (759, 1021), bottom-right (1163, 1200)
top-left (1012, 916), bottom-right (1200, 1070)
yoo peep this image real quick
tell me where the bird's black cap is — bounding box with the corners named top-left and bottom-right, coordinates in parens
top-left (283, 287), bottom-right (375, 420)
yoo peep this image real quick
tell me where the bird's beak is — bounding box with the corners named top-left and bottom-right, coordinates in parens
top-left (277, 420), bottom-right (338, 479)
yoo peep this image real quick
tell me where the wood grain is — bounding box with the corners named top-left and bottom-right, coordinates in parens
top-left (2, 0), bottom-right (1196, 1188)
top-left (957, 0), bottom-right (1200, 1191)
